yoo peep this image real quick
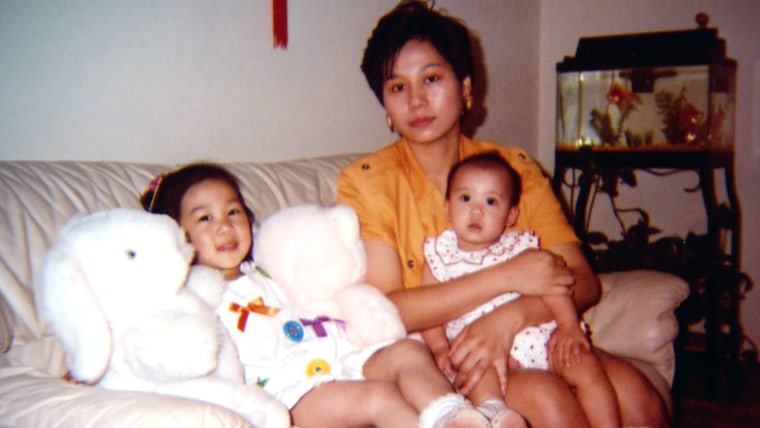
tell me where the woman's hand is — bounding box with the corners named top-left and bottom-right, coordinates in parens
top-left (447, 308), bottom-right (519, 395)
top-left (498, 249), bottom-right (575, 297)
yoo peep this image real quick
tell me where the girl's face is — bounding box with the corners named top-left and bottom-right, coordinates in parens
top-left (179, 178), bottom-right (252, 280)
top-left (445, 166), bottom-right (519, 252)
top-left (382, 39), bottom-right (471, 147)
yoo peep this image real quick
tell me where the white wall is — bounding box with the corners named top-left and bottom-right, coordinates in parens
top-left (0, 0), bottom-right (537, 163)
top-left (1, 0), bottom-right (758, 352)
top-left (538, 0), bottom-right (760, 354)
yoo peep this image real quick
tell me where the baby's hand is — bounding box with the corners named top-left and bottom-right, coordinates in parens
top-left (547, 323), bottom-right (590, 369)
top-left (432, 348), bottom-right (456, 380)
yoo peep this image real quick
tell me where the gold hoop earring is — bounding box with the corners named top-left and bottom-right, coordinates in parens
top-left (465, 95), bottom-right (473, 111)
top-left (386, 115), bottom-right (395, 132)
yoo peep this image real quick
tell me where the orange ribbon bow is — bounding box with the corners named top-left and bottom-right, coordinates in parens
top-left (229, 297), bottom-right (280, 332)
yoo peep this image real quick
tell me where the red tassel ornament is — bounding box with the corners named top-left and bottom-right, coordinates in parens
top-left (273, 0), bottom-right (287, 48)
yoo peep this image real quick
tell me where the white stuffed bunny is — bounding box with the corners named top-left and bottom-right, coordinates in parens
top-left (253, 204), bottom-right (406, 349)
top-left (34, 208), bottom-right (290, 428)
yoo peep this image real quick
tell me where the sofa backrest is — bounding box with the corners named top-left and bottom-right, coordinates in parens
top-left (0, 155), bottom-right (362, 351)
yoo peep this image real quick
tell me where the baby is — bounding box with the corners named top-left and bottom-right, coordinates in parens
top-left (422, 152), bottom-right (621, 428)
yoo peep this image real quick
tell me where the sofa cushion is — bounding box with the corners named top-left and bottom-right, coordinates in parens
top-left (0, 156), bottom-right (362, 345)
top-left (0, 365), bottom-right (251, 427)
top-left (586, 270), bottom-right (689, 384)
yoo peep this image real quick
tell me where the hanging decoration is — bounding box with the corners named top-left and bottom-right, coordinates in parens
top-left (273, 0), bottom-right (288, 49)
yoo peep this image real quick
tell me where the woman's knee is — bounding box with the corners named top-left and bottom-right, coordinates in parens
top-left (600, 352), bottom-right (669, 427)
top-left (506, 370), bottom-right (590, 428)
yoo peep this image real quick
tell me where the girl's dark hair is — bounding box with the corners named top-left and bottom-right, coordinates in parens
top-left (361, 0), bottom-right (475, 105)
top-left (140, 163), bottom-right (254, 226)
top-left (445, 151), bottom-right (522, 206)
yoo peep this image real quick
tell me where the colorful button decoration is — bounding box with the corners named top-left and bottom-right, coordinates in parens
top-left (283, 320), bottom-right (304, 342)
top-left (306, 358), bottom-right (331, 377)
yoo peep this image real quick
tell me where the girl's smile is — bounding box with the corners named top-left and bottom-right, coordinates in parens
top-left (179, 178), bottom-right (252, 280)
top-left (217, 241), bottom-right (240, 252)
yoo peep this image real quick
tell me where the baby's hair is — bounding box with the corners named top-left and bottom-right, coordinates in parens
top-left (140, 162), bottom-right (254, 226)
top-left (361, 0), bottom-right (474, 105)
top-left (445, 151), bottom-right (522, 206)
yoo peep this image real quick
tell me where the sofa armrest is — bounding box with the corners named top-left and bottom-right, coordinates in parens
top-left (0, 365), bottom-right (252, 428)
top-left (584, 270), bottom-right (689, 386)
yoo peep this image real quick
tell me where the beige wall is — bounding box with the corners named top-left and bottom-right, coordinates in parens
top-left (1, 0), bottom-right (758, 353)
top-left (0, 0), bottom-right (538, 163)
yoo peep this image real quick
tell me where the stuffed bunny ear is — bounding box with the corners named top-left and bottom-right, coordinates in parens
top-left (326, 205), bottom-right (360, 247)
top-left (35, 243), bottom-right (112, 384)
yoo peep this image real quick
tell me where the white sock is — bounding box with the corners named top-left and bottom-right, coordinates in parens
top-left (477, 398), bottom-right (507, 419)
top-left (418, 393), bottom-right (471, 428)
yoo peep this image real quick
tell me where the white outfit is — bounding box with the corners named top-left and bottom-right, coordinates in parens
top-left (423, 229), bottom-right (557, 369)
top-left (215, 262), bottom-right (386, 408)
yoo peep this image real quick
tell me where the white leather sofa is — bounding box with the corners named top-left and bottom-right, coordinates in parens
top-left (0, 155), bottom-right (689, 427)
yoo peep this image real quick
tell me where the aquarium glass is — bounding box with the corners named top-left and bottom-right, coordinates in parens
top-left (556, 64), bottom-right (735, 151)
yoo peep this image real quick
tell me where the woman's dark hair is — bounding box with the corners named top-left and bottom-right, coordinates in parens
top-left (445, 151), bottom-right (522, 206)
top-left (140, 163), bottom-right (254, 226)
top-left (361, 0), bottom-right (475, 105)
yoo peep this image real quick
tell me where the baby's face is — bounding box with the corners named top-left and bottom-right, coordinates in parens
top-left (179, 178), bottom-right (252, 280)
top-left (446, 166), bottom-right (515, 251)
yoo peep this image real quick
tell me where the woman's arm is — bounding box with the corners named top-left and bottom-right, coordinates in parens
top-left (363, 238), bottom-right (575, 333)
top-left (447, 295), bottom-right (546, 394)
top-left (447, 241), bottom-right (600, 393)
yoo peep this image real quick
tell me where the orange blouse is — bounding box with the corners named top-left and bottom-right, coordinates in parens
top-left (337, 136), bottom-right (577, 289)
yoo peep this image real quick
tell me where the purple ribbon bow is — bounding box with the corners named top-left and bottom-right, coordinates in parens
top-left (300, 316), bottom-right (345, 337)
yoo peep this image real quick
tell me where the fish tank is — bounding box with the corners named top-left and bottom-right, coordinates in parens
top-left (556, 16), bottom-right (736, 153)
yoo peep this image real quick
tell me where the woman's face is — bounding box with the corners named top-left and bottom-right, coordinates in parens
top-left (382, 39), bottom-right (471, 147)
top-left (179, 178), bottom-right (252, 280)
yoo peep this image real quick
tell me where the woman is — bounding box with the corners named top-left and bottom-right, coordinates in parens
top-left (337, 1), bottom-right (668, 426)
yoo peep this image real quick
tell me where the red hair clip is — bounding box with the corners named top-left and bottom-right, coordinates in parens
top-left (149, 174), bottom-right (165, 191)
top-left (147, 174), bottom-right (165, 212)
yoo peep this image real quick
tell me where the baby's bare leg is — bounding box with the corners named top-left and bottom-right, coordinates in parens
top-left (553, 347), bottom-right (621, 428)
top-left (467, 367), bottom-right (527, 428)
top-left (291, 380), bottom-right (418, 428)
top-left (466, 366), bottom-right (503, 406)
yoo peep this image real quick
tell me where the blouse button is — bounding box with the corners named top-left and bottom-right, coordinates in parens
top-left (518, 153), bottom-right (526, 160)
top-left (407, 259), bottom-right (415, 268)
top-left (283, 320), bottom-right (304, 342)
top-left (306, 358), bottom-right (331, 377)
top-left (361, 163), bottom-right (370, 170)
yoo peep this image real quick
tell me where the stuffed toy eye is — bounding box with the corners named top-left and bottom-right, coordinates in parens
top-left (126, 249), bottom-right (137, 259)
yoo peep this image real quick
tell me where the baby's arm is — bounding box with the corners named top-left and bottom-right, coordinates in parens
top-left (542, 294), bottom-right (590, 369)
top-left (420, 263), bottom-right (456, 378)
